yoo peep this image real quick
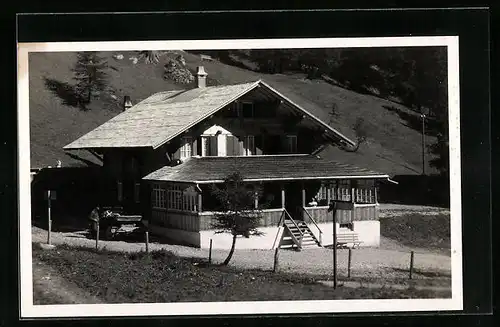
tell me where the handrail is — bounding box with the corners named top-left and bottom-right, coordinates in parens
top-left (284, 224), bottom-right (303, 249)
top-left (271, 210), bottom-right (286, 249)
top-left (302, 207), bottom-right (323, 246)
top-left (283, 209), bottom-right (304, 247)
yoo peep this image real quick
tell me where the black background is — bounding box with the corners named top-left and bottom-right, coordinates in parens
top-left (1, 4), bottom-right (493, 327)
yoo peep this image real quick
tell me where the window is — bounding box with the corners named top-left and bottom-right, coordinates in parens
top-left (117, 181), bottom-right (123, 202)
top-left (134, 183), bottom-right (141, 203)
top-left (241, 101), bottom-right (254, 118)
top-left (286, 135), bottom-right (297, 153)
top-left (201, 136), bottom-right (218, 156)
top-left (180, 137), bottom-right (192, 159)
top-left (328, 180), bottom-right (351, 202)
top-left (152, 184), bottom-right (166, 209)
top-left (244, 135), bottom-right (255, 156)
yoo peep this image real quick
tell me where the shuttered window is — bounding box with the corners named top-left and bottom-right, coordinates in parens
top-left (243, 135), bottom-right (255, 156)
top-left (201, 136), bottom-right (218, 156)
top-left (180, 137), bottom-right (192, 159)
top-left (134, 183), bottom-right (141, 203)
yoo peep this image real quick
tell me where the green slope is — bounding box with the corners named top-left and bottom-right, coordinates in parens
top-left (29, 50), bottom-right (436, 175)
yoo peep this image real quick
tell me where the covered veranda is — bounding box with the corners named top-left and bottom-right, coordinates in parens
top-left (142, 155), bottom-right (391, 249)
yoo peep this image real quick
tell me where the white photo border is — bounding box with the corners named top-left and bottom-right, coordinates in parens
top-left (17, 36), bottom-right (462, 318)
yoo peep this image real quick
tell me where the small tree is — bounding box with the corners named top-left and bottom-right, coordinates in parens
top-left (329, 102), bottom-right (339, 125)
top-left (342, 117), bottom-right (369, 152)
top-left (210, 172), bottom-right (264, 265)
top-left (73, 52), bottom-right (108, 107)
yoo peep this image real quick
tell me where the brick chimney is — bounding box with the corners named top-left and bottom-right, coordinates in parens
top-left (196, 66), bottom-right (207, 88)
top-left (123, 96), bottom-right (133, 111)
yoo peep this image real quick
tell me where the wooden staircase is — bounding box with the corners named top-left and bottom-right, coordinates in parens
top-left (276, 212), bottom-right (322, 250)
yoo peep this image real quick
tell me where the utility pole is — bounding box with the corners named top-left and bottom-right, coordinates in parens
top-left (420, 108), bottom-right (429, 175)
top-left (328, 201), bottom-right (338, 289)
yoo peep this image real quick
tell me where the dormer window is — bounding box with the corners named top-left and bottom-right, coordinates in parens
top-left (286, 135), bottom-right (297, 153)
top-left (180, 136), bottom-right (192, 159)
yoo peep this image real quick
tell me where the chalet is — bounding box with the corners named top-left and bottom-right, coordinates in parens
top-left (64, 66), bottom-right (392, 250)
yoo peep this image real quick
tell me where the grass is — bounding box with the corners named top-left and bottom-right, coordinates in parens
top-left (33, 243), bottom-right (451, 304)
top-left (380, 213), bottom-right (451, 252)
top-left (29, 50), bottom-right (436, 175)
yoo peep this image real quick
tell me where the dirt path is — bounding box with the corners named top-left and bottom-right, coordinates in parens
top-left (33, 255), bottom-right (102, 304)
top-left (32, 226), bottom-right (451, 279)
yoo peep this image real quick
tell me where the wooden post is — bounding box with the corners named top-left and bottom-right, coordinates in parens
top-left (273, 247), bottom-right (280, 272)
top-left (47, 190), bottom-right (52, 245)
top-left (374, 186), bottom-right (378, 204)
top-left (302, 183), bottom-right (306, 207)
top-left (281, 184), bottom-right (285, 209)
top-left (326, 184), bottom-right (331, 204)
top-left (348, 248), bottom-right (352, 278)
top-left (197, 193), bottom-right (203, 212)
top-left (351, 187), bottom-right (355, 203)
top-left (145, 231), bottom-right (149, 253)
top-left (254, 191), bottom-right (259, 209)
top-left (208, 239), bottom-right (213, 265)
top-left (331, 202), bottom-right (338, 289)
top-left (95, 221), bottom-right (99, 251)
top-left (409, 251), bottom-right (414, 279)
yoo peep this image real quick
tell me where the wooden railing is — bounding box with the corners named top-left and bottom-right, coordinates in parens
top-left (316, 186), bottom-right (377, 204)
top-left (283, 209), bottom-right (304, 248)
top-left (302, 207), bottom-right (323, 246)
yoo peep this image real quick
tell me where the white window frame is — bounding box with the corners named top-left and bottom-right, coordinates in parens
top-left (244, 135), bottom-right (255, 156)
top-left (286, 135), bottom-right (297, 153)
top-left (152, 183), bottom-right (166, 209)
top-left (180, 136), bottom-right (192, 159)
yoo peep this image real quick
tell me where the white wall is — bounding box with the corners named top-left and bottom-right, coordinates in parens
top-left (200, 226), bottom-right (283, 250)
top-left (201, 124), bottom-right (232, 157)
top-left (150, 225), bottom-right (201, 247)
top-left (352, 221), bottom-right (380, 247)
top-left (151, 220), bottom-right (380, 249)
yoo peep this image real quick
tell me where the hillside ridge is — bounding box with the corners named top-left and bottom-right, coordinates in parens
top-left (28, 50), bottom-right (436, 176)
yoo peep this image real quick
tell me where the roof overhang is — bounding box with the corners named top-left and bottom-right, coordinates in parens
top-left (142, 155), bottom-right (390, 184)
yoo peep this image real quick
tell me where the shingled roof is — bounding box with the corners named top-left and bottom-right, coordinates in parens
top-left (63, 80), bottom-right (355, 150)
top-left (143, 155), bottom-right (389, 184)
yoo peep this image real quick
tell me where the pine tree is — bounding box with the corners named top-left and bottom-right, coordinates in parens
top-left (210, 172), bottom-right (264, 265)
top-left (138, 50), bottom-right (161, 64)
top-left (73, 52), bottom-right (109, 107)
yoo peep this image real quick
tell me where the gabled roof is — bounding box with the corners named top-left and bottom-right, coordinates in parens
top-left (142, 155), bottom-right (389, 184)
top-left (64, 80), bottom-right (355, 150)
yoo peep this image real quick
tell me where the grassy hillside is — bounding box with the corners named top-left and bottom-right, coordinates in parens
top-left (29, 50), bottom-right (437, 175)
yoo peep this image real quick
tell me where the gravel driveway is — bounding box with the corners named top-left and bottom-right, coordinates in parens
top-left (31, 226), bottom-right (451, 280)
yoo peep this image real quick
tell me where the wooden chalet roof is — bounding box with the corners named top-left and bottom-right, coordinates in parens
top-left (64, 80), bottom-right (355, 150)
top-left (142, 155), bottom-right (390, 184)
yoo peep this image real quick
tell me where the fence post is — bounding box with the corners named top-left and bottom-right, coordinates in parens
top-left (47, 191), bottom-right (52, 245)
top-left (208, 239), bottom-right (213, 265)
top-left (348, 248), bottom-right (352, 278)
top-left (95, 221), bottom-right (99, 251)
top-left (273, 247), bottom-right (280, 273)
top-left (145, 230), bottom-right (149, 253)
top-left (409, 251), bottom-right (414, 279)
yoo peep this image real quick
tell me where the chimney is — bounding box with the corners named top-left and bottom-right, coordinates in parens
top-left (123, 96), bottom-right (133, 111)
top-left (196, 66), bottom-right (208, 88)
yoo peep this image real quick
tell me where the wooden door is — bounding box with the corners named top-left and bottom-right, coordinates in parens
top-left (284, 182), bottom-right (303, 220)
